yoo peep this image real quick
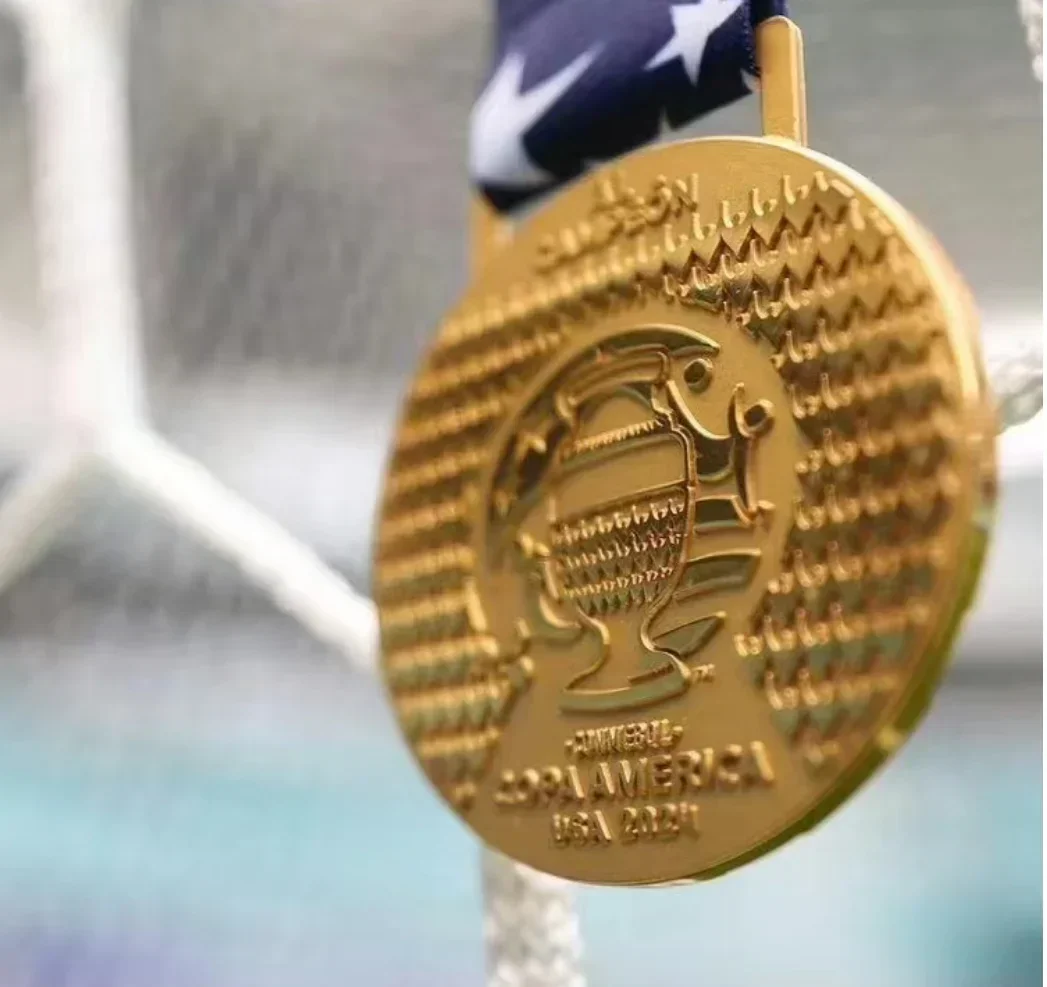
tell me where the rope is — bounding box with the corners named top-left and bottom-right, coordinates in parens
top-left (1018, 0), bottom-right (1043, 81)
top-left (482, 850), bottom-right (586, 987)
top-left (986, 336), bottom-right (1043, 430)
top-left (102, 427), bottom-right (380, 672)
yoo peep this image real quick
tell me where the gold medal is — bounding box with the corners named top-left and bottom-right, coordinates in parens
top-left (374, 19), bottom-right (996, 885)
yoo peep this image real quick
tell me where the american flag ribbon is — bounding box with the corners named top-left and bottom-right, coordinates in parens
top-left (472, 0), bottom-right (789, 212)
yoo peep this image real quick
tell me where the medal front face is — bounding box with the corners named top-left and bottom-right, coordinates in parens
top-left (375, 137), bottom-right (995, 885)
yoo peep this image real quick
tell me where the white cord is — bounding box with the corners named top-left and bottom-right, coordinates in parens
top-left (1018, 0), bottom-right (1043, 81)
top-left (986, 336), bottom-right (1043, 430)
top-left (483, 849), bottom-right (586, 987)
top-left (103, 427), bottom-right (380, 670)
top-left (23, 0), bottom-right (143, 434)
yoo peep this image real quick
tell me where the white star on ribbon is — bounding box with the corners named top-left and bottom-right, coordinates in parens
top-left (470, 48), bottom-right (600, 189)
top-left (646, 0), bottom-right (744, 85)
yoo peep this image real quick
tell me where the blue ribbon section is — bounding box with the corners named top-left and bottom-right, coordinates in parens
top-left (471, 0), bottom-right (789, 212)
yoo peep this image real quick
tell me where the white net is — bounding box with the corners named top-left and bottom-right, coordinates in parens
top-left (0, 0), bottom-right (1040, 985)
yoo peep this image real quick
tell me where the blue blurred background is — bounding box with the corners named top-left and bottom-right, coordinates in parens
top-left (0, 0), bottom-right (1041, 984)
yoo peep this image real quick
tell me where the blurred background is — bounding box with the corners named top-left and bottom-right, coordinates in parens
top-left (0, 0), bottom-right (1041, 984)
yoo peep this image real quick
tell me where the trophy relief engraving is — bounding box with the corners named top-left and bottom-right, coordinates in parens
top-left (487, 329), bottom-right (775, 714)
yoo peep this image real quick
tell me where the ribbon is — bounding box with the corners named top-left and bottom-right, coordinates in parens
top-left (471, 0), bottom-right (789, 212)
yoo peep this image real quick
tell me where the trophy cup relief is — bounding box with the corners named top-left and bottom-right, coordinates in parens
top-left (489, 328), bottom-right (776, 714)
